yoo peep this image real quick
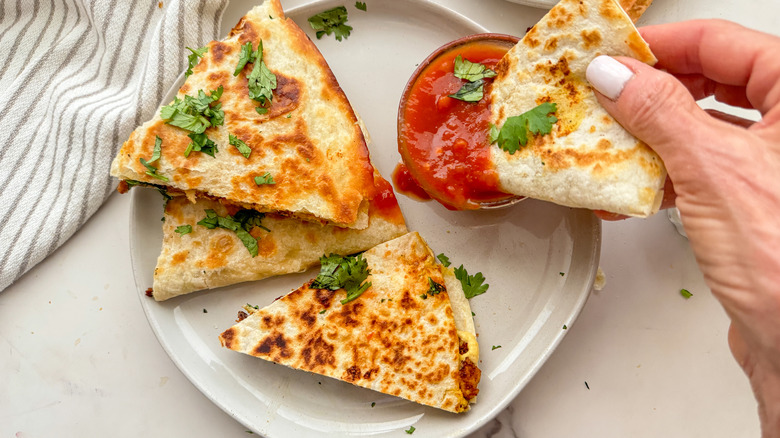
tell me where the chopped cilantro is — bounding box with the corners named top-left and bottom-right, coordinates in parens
top-left (149, 136), bottom-right (163, 163)
top-left (371, 402), bottom-right (376, 407)
top-left (680, 288), bottom-right (693, 299)
top-left (160, 86), bottom-right (224, 134)
top-left (312, 253), bottom-right (372, 304)
top-left (319, 309), bottom-right (327, 314)
top-left (229, 134), bottom-right (252, 159)
top-left (453, 265), bottom-right (489, 298)
top-left (492, 345), bottom-right (502, 350)
top-left (436, 253), bottom-right (451, 267)
top-left (185, 46), bottom-right (208, 77)
top-left (202, 308), bottom-right (208, 313)
top-left (246, 303), bottom-right (259, 310)
top-left (420, 294), bottom-right (428, 300)
top-left (489, 102), bottom-right (557, 154)
top-left (308, 7), bottom-right (352, 41)
top-left (427, 278), bottom-right (445, 296)
top-left (452, 55), bottom-right (496, 82)
top-left (234, 42), bottom-right (256, 76)
top-left (559, 272), bottom-right (565, 276)
top-left (449, 78), bottom-right (485, 102)
top-left (184, 132), bottom-right (218, 157)
top-left (405, 426), bottom-right (415, 435)
top-left (233, 41), bottom-right (277, 111)
top-left (196, 209), bottom-right (269, 257)
top-left (254, 172), bottom-right (275, 185)
top-left (139, 136), bottom-right (167, 180)
top-left (175, 225), bottom-right (192, 235)
top-left (355, 1), bottom-right (367, 11)
top-left (563, 324), bottom-right (568, 330)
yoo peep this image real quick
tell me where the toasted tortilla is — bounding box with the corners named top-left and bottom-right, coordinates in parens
top-left (152, 173), bottom-right (407, 301)
top-left (488, 0), bottom-right (666, 217)
top-left (111, 0), bottom-right (375, 228)
top-left (219, 232), bottom-right (481, 413)
top-left (618, 0), bottom-right (653, 22)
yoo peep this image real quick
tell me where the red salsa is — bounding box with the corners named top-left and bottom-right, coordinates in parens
top-left (396, 36), bottom-right (517, 210)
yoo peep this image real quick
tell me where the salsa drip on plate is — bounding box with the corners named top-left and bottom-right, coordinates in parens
top-left (395, 35), bottom-right (519, 210)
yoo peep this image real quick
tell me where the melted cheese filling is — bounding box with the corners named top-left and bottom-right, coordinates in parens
top-left (458, 330), bottom-right (479, 366)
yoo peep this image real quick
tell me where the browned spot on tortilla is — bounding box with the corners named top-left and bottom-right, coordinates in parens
top-left (599, 0), bottom-right (624, 20)
top-left (171, 250), bottom-right (188, 266)
top-left (256, 234), bottom-right (276, 257)
top-left (254, 332), bottom-right (292, 359)
top-left (203, 234), bottom-right (233, 269)
top-left (219, 327), bottom-right (236, 348)
top-left (300, 331), bottom-right (337, 371)
top-left (549, 3), bottom-right (575, 28)
top-left (343, 365), bottom-right (361, 382)
top-left (211, 41), bottom-right (231, 63)
top-left (543, 37), bottom-right (559, 52)
top-left (581, 29), bottom-right (603, 50)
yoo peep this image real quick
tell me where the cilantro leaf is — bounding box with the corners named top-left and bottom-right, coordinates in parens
top-left (452, 55), bottom-right (496, 82)
top-left (355, 1), bottom-right (367, 11)
top-left (680, 288), bottom-right (693, 299)
top-left (436, 253), bottom-right (451, 267)
top-left (312, 253), bottom-right (372, 305)
top-left (427, 278), bottom-right (445, 296)
top-left (453, 264), bottom-right (489, 299)
top-left (448, 79), bottom-right (485, 102)
top-left (405, 426), bottom-right (415, 435)
top-left (139, 137), bottom-right (167, 181)
top-left (196, 209), bottom-right (269, 257)
top-left (490, 102), bottom-right (558, 154)
top-left (184, 132), bottom-right (218, 157)
top-left (185, 46), bottom-right (208, 78)
top-left (254, 172), bottom-right (275, 185)
top-left (149, 136), bottom-right (163, 163)
top-left (234, 41), bottom-right (278, 110)
top-left (229, 134), bottom-right (252, 159)
top-left (160, 87), bottom-right (224, 134)
top-left (308, 7), bottom-right (352, 41)
top-left (175, 225), bottom-right (192, 235)
top-left (234, 42), bottom-right (256, 76)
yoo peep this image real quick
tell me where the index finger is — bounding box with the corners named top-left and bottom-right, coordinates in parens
top-left (639, 20), bottom-right (780, 114)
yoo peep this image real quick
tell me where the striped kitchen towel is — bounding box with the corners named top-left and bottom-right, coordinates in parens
top-left (0, 0), bottom-right (228, 292)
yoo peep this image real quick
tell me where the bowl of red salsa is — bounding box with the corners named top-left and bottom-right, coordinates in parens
top-left (395, 33), bottom-right (523, 210)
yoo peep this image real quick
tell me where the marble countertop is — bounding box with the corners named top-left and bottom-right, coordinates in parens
top-left (2, 0), bottom-right (777, 437)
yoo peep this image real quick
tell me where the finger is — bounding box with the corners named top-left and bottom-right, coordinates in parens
top-left (639, 20), bottom-right (780, 114)
top-left (675, 74), bottom-right (752, 109)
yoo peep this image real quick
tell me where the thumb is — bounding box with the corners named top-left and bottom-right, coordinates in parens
top-left (585, 55), bottom-right (714, 159)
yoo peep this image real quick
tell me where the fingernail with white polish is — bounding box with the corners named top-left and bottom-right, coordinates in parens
top-left (586, 55), bottom-right (634, 100)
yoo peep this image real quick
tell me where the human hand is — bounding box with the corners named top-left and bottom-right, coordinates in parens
top-left (586, 19), bottom-right (780, 435)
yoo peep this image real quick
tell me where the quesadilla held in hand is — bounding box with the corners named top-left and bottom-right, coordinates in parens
top-left (219, 232), bottom-right (481, 413)
top-left (111, 0), bottom-right (375, 228)
top-left (152, 174), bottom-right (407, 301)
top-left (488, 0), bottom-right (666, 217)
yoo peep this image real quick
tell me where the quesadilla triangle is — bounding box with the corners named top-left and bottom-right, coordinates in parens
top-left (488, 0), bottom-right (666, 217)
top-left (219, 232), bottom-right (481, 413)
top-left (110, 0), bottom-right (375, 228)
top-left (151, 174), bottom-right (407, 301)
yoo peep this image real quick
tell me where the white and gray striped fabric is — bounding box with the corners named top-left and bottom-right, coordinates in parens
top-left (0, 0), bottom-right (229, 292)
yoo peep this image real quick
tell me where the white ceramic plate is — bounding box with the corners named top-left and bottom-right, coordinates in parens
top-left (129, 1), bottom-right (601, 436)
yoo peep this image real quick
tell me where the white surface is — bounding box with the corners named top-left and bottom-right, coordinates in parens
top-left (2, 0), bottom-right (777, 437)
